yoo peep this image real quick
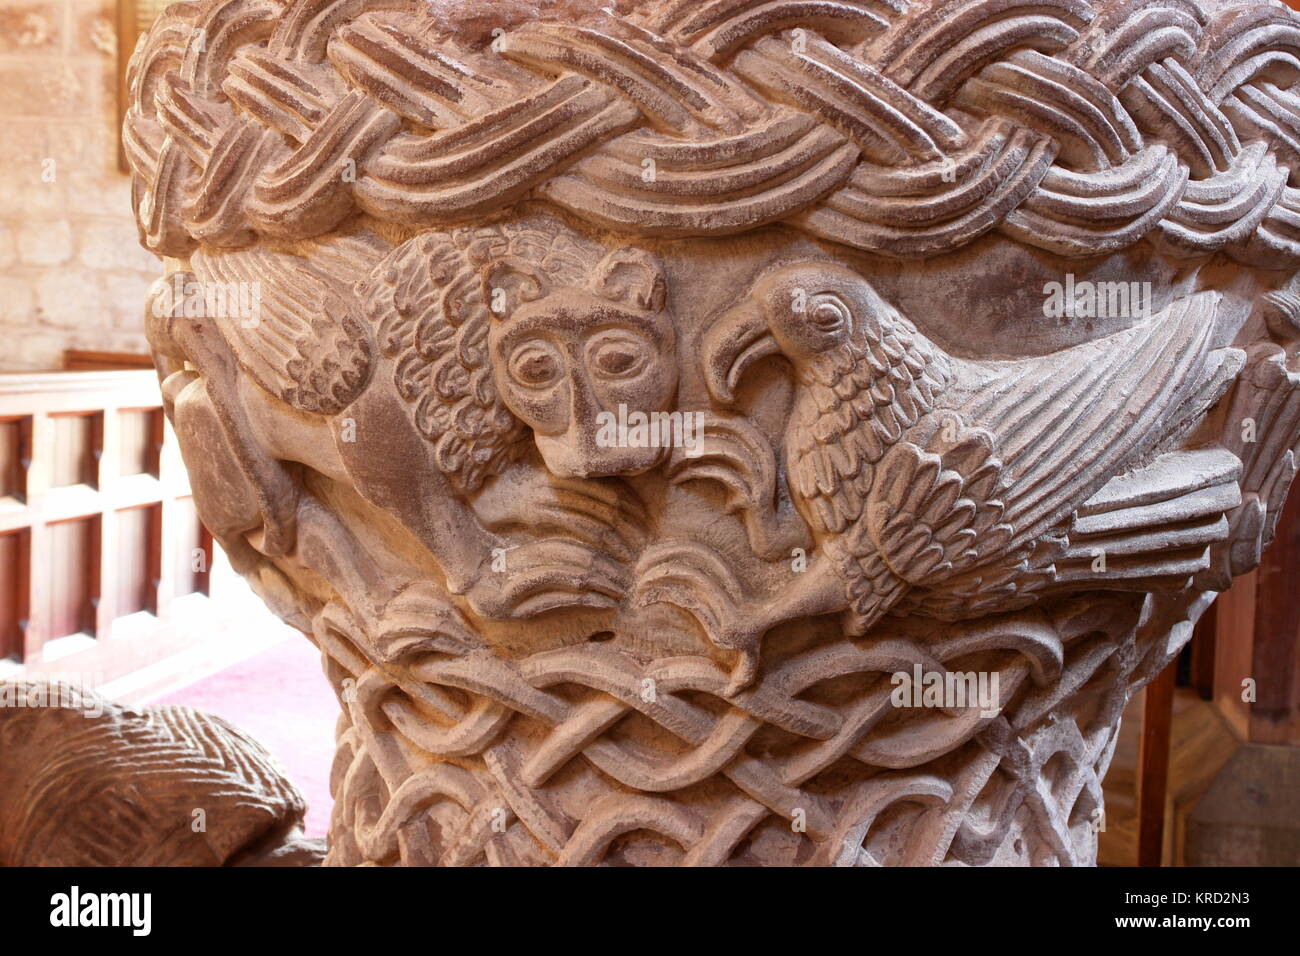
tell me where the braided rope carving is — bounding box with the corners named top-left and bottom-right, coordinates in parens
top-left (312, 588), bottom-right (1162, 866)
top-left (125, 0), bottom-right (1300, 265)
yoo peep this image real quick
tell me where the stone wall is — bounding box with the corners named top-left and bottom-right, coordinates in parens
top-left (0, 0), bottom-right (154, 371)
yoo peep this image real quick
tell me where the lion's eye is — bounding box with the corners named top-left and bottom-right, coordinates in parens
top-left (509, 341), bottom-right (563, 388)
top-left (590, 335), bottom-right (650, 379)
top-left (808, 295), bottom-right (850, 332)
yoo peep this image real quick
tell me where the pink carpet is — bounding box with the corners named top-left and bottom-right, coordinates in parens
top-left (153, 638), bottom-right (337, 838)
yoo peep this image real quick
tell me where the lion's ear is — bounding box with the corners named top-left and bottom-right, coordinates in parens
top-left (592, 249), bottom-right (667, 312)
top-left (480, 256), bottom-right (549, 318)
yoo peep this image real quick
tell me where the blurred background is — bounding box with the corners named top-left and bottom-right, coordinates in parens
top-left (0, 1), bottom-right (335, 839)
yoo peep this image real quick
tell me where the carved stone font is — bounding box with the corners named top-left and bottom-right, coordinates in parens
top-left (125, 0), bottom-right (1300, 865)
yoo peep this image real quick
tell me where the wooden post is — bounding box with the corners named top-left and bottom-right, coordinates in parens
top-left (1248, 482), bottom-right (1300, 742)
top-left (1189, 606), bottom-right (1217, 700)
top-left (23, 413), bottom-right (52, 663)
top-left (95, 409), bottom-right (120, 640)
top-left (1137, 660), bottom-right (1176, 866)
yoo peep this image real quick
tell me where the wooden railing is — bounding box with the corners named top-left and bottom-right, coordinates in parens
top-left (0, 370), bottom-right (212, 684)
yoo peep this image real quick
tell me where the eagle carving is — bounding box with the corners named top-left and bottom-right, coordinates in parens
top-left (640, 263), bottom-right (1245, 690)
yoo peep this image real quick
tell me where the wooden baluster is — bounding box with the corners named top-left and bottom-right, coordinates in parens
top-left (1137, 660), bottom-right (1177, 866)
top-left (24, 413), bottom-right (52, 666)
top-left (94, 408), bottom-right (118, 641)
top-left (155, 409), bottom-right (178, 621)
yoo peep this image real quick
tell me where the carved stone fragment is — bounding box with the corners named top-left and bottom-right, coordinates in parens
top-left (123, 0), bottom-right (1300, 865)
top-left (0, 682), bottom-right (321, 866)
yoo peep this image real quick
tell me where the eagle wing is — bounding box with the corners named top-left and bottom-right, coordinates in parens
top-left (946, 292), bottom-right (1233, 551)
top-left (883, 292), bottom-right (1244, 617)
top-left (190, 232), bottom-right (385, 414)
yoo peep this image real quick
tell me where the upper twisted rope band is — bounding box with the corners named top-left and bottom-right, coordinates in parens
top-left (125, 0), bottom-right (1300, 265)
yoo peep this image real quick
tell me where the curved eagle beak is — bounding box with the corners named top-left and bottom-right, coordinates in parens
top-left (702, 299), bottom-right (782, 405)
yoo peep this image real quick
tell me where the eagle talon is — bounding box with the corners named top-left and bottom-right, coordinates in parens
top-left (634, 540), bottom-right (770, 686)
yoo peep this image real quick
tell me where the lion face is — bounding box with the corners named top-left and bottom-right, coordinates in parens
top-left (490, 288), bottom-right (677, 478)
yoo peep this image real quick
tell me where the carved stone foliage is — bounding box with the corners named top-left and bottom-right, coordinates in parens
top-left (124, 0), bottom-right (1300, 865)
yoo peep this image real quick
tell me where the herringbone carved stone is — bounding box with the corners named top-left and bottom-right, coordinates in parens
top-left (124, 0), bottom-right (1300, 865)
top-left (0, 682), bottom-right (320, 866)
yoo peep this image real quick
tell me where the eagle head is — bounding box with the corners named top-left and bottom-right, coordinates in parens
top-left (703, 262), bottom-right (888, 404)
